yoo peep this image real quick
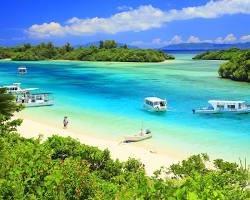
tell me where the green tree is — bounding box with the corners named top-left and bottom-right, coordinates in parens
top-left (3, 41), bottom-right (175, 62)
top-left (194, 48), bottom-right (250, 82)
top-left (23, 43), bottom-right (32, 50)
top-left (121, 44), bottom-right (128, 49)
top-left (102, 40), bottom-right (117, 49)
top-left (99, 40), bottom-right (104, 49)
top-left (0, 88), bottom-right (23, 133)
top-left (62, 42), bottom-right (74, 52)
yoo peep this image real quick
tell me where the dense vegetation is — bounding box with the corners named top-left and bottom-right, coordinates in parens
top-left (0, 40), bottom-right (174, 62)
top-left (193, 48), bottom-right (250, 82)
top-left (0, 88), bottom-right (250, 199)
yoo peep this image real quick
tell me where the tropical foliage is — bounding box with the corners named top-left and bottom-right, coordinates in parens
top-left (0, 90), bottom-right (250, 199)
top-left (0, 88), bottom-right (23, 133)
top-left (193, 48), bottom-right (250, 82)
top-left (0, 40), bottom-right (174, 62)
top-left (192, 48), bottom-right (246, 60)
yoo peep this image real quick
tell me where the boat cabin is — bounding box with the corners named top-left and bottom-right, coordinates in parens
top-left (18, 67), bottom-right (27, 74)
top-left (208, 100), bottom-right (248, 111)
top-left (144, 97), bottom-right (167, 112)
top-left (3, 83), bottom-right (23, 94)
top-left (2, 83), bottom-right (38, 94)
top-left (16, 91), bottom-right (54, 107)
top-left (1, 82), bottom-right (53, 107)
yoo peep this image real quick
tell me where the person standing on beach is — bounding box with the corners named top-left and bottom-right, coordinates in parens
top-left (63, 116), bottom-right (69, 129)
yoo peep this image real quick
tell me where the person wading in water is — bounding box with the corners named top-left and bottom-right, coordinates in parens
top-left (63, 116), bottom-right (69, 129)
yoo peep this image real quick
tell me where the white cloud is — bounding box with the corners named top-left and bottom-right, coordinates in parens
top-left (27, 5), bottom-right (165, 38)
top-left (27, 0), bottom-right (250, 38)
top-left (214, 37), bottom-right (224, 44)
top-left (223, 33), bottom-right (237, 42)
top-left (27, 22), bottom-right (66, 38)
top-left (67, 17), bottom-right (81, 24)
top-left (169, 35), bottom-right (183, 44)
top-left (214, 34), bottom-right (237, 43)
top-left (187, 36), bottom-right (201, 43)
top-left (166, 0), bottom-right (250, 21)
top-left (152, 38), bottom-right (163, 45)
top-left (130, 38), bottom-right (167, 47)
top-left (130, 38), bottom-right (166, 46)
top-left (117, 5), bottom-right (133, 11)
top-left (185, 34), bottom-right (238, 44)
top-left (240, 34), bottom-right (250, 42)
top-left (131, 33), bottom-right (245, 47)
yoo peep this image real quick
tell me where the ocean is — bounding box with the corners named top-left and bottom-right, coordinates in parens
top-left (0, 54), bottom-right (249, 161)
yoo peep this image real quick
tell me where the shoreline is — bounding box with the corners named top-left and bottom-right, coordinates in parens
top-left (16, 116), bottom-right (181, 175)
top-left (0, 58), bottom-right (174, 65)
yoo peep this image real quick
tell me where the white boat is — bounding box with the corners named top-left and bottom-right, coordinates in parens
top-left (1, 83), bottom-right (38, 94)
top-left (1, 83), bottom-right (54, 107)
top-left (124, 129), bottom-right (152, 142)
top-left (144, 97), bottom-right (167, 112)
top-left (18, 66), bottom-right (27, 74)
top-left (193, 100), bottom-right (250, 114)
top-left (16, 91), bottom-right (54, 107)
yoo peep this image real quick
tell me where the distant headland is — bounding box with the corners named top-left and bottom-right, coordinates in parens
top-left (193, 48), bottom-right (250, 83)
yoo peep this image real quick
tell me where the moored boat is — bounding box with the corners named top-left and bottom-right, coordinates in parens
top-left (124, 129), bottom-right (152, 142)
top-left (144, 97), bottom-right (167, 112)
top-left (1, 83), bottom-right (54, 107)
top-left (1, 83), bottom-right (38, 94)
top-left (193, 100), bottom-right (250, 114)
top-left (18, 66), bottom-right (27, 74)
top-left (16, 91), bottom-right (54, 107)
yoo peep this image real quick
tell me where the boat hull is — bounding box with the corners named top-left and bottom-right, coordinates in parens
top-left (144, 104), bottom-right (166, 112)
top-left (193, 109), bottom-right (250, 114)
top-left (124, 134), bottom-right (152, 142)
top-left (22, 102), bottom-right (54, 107)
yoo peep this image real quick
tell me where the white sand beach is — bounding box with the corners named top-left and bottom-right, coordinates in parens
top-left (16, 116), bottom-right (181, 176)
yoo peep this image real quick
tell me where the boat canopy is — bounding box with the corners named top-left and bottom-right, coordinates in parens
top-left (145, 97), bottom-right (166, 103)
top-left (24, 88), bottom-right (39, 91)
top-left (208, 100), bottom-right (247, 110)
top-left (1, 83), bottom-right (21, 91)
top-left (208, 100), bottom-right (246, 105)
top-left (28, 91), bottom-right (52, 95)
top-left (18, 67), bottom-right (27, 74)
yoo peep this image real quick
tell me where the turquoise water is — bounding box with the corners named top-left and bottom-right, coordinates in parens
top-left (0, 54), bottom-right (249, 161)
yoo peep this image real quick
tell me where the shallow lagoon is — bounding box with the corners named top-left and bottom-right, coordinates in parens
top-left (0, 54), bottom-right (249, 161)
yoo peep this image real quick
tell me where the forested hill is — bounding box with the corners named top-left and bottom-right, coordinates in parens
top-left (193, 48), bottom-right (250, 82)
top-left (0, 40), bottom-right (174, 62)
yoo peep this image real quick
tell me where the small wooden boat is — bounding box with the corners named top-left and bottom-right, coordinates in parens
top-left (124, 129), bottom-right (152, 143)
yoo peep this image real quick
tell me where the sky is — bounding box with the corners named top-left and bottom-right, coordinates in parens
top-left (1, 0), bottom-right (250, 47)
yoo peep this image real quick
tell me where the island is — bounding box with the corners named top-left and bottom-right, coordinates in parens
top-left (0, 40), bottom-right (175, 62)
top-left (193, 48), bottom-right (250, 82)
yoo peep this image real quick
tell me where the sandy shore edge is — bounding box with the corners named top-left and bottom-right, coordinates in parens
top-left (16, 117), bottom-right (180, 175)
top-left (0, 58), bottom-right (174, 65)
